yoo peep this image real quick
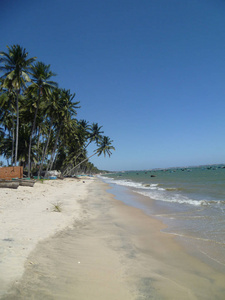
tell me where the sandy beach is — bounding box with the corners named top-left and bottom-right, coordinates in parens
top-left (0, 178), bottom-right (89, 296)
top-left (1, 178), bottom-right (225, 299)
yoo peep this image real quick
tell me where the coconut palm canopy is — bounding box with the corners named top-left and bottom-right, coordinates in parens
top-left (0, 45), bottom-right (115, 176)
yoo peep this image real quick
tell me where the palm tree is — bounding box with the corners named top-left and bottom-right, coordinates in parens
top-left (96, 136), bottom-right (115, 157)
top-left (0, 45), bottom-right (108, 174)
top-left (35, 88), bottom-right (60, 178)
top-left (37, 112), bottom-right (54, 178)
top-left (57, 119), bottom-right (81, 174)
top-left (89, 123), bottom-right (104, 143)
top-left (78, 122), bottom-right (103, 155)
top-left (0, 136), bottom-right (12, 165)
top-left (26, 61), bottom-right (57, 177)
top-left (0, 88), bottom-right (18, 165)
top-left (45, 89), bottom-right (80, 173)
top-left (17, 123), bottom-right (37, 168)
top-left (62, 120), bottom-right (93, 175)
top-left (0, 45), bottom-right (36, 165)
top-left (67, 136), bottom-right (115, 175)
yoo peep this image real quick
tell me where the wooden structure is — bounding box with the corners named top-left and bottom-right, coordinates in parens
top-left (0, 166), bottom-right (23, 180)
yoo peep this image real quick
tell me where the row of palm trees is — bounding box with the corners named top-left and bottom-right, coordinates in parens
top-left (0, 45), bottom-right (115, 177)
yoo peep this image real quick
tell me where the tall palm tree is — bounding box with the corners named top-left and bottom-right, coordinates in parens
top-left (45, 89), bottom-right (80, 173)
top-left (0, 89), bottom-right (17, 165)
top-left (0, 45), bottom-right (36, 165)
top-left (79, 119), bottom-right (90, 130)
top-left (37, 112), bottom-right (54, 178)
top-left (78, 122), bottom-right (103, 154)
top-left (67, 136), bottom-right (115, 175)
top-left (89, 123), bottom-right (104, 144)
top-left (26, 61), bottom-right (57, 177)
top-left (58, 119), bottom-right (81, 174)
top-left (17, 123), bottom-right (37, 168)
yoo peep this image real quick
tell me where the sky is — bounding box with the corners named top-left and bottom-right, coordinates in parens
top-left (1, 0), bottom-right (225, 171)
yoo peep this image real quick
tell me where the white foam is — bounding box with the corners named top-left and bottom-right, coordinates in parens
top-left (99, 176), bottom-right (210, 207)
top-left (99, 176), bottom-right (159, 190)
top-left (136, 190), bottom-right (205, 206)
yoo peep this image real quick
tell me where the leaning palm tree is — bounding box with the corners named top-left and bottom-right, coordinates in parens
top-left (26, 61), bottom-right (57, 177)
top-left (67, 136), bottom-right (115, 175)
top-left (95, 136), bottom-right (115, 157)
top-left (0, 45), bottom-right (36, 165)
top-left (76, 122), bottom-right (103, 157)
top-left (62, 120), bottom-right (95, 175)
top-left (63, 122), bottom-right (104, 175)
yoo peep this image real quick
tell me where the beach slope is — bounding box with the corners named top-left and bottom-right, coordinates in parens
top-left (1, 178), bottom-right (225, 299)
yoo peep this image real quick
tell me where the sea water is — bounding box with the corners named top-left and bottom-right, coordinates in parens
top-left (100, 165), bottom-right (225, 272)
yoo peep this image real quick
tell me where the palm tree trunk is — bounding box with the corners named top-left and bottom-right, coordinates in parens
top-left (63, 158), bottom-right (74, 176)
top-left (36, 127), bottom-right (41, 166)
top-left (62, 138), bottom-right (92, 175)
top-left (63, 154), bottom-right (81, 176)
top-left (51, 149), bottom-right (59, 170)
top-left (73, 140), bottom-right (91, 162)
top-left (38, 120), bottom-right (53, 178)
top-left (28, 96), bottom-right (40, 177)
top-left (15, 91), bottom-right (19, 165)
top-left (11, 120), bottom-right (15, 166)
top-left (45, 123), bottom-right (62, 174)
top-left (63, 148), bottom-right (86, 176)
top-left (66, 151), bottom-right (97, 176)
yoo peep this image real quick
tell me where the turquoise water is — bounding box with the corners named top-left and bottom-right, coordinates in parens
top-left (100, 165), bottom-right (225, 271)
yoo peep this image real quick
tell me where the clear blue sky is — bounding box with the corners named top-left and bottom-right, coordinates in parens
top-left (1, 0), bottom-right (225, 171)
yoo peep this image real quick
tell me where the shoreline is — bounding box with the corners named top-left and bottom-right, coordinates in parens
top-left (106, 181), bottom-right (225, 299)
top-left (104, 177), bottom-right (225, 274)
top-left (1, 178), bottom-right (225, 299)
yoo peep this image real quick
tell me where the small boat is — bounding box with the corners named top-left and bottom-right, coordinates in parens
top-left (71, 175), bottom-right (80, 179)
top-left (18, 179), bottom-right (36, 187)
top-left (12, 178), bottom-right (36, 187)
top-left (49, 176), bottom-right (57, 180)
top-left (0, 180), bottom-right (19, 189)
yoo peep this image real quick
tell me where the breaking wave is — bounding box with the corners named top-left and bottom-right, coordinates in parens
top-left (99, 176), bottom-right (223, 208)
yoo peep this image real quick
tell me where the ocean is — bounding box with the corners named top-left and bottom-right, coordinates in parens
top-left (100, 165), bottom-right (225, 272)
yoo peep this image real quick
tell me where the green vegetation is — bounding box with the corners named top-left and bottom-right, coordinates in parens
top-left (52, 202), bottom-right (62, 212)
top-left (0, 45), bottom-right (115, 177)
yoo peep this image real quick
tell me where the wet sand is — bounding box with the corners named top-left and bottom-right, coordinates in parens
top-left (1, 179), bottom-right (225, 299)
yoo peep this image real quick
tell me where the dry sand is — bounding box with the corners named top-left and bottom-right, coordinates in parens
top-left (1, 178), bottom-right (225, 299)
top-left (0, 178), bottom-right (88, 295)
